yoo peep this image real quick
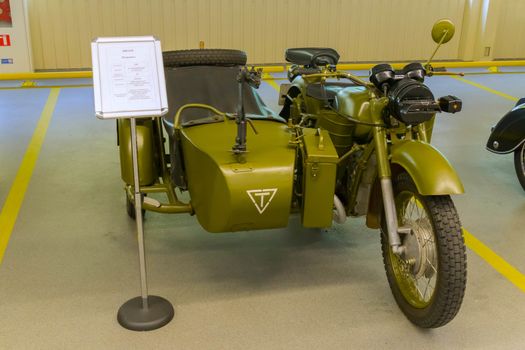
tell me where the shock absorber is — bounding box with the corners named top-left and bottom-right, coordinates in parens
top-left (370, 97), bottom-right (408, 255)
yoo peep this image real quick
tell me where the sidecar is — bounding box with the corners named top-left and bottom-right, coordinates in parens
top-left (487, 98), bottom-right (525, 190)
top-left (116, 49), bottom-right (340, 232)
top-left (113, 19), bottom-right (466, 330)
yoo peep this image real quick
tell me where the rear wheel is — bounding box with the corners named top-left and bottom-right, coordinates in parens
top-left (381, 173), bottom-right (466, 328)
top-left (162, 49), bottom-right (247, 68)
top-left (126, 193), bottom-right (145, 220)
top-left (513, 142), bottom-right (525, 191)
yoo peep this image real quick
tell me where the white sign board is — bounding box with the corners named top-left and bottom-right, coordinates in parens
top-left (91, 36), bottom-right (168, 119)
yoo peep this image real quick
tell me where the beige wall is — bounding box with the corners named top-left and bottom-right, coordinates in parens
top-left (29, 0), bottom-right (468, 70)
top-left (494, 0), bottom-right (525, 59)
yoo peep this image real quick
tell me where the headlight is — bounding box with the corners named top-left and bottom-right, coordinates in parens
top-left (402, 62), bottom-right (426, 82)
top-left (388, 79), bottom-right (440, 125)
top-left (370, 63), bottom-right (395, 90)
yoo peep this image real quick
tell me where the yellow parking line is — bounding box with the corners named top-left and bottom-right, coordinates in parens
top-left (463, 229), bottom-right (525, 293)
top-left (0, 84), bottom-right (92, 91)
top-left (452, 76), bottom-right (519, 102)
top-left (0, 88), bottom-right (60, 264)
top-left (262, 73), bottom-right (281, 92)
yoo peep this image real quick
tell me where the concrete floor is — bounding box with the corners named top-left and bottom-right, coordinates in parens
top-left (1, 70), bottom-right (525, 349)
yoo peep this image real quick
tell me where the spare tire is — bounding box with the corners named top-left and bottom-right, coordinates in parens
top-left (163, 49), bottom-right (247, 67)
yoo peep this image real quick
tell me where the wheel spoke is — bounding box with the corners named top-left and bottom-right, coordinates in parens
top-left (391, 190), bottom-right (439, 307)
top-left (427, 257), bottom-right (437, 274)
top-left (409, 196), bottom-right (417, 220)
top-left (423, 276), bottom-right (434, 300)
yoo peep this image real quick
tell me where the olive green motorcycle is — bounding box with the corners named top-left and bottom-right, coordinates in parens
top-left (278, 19), bottom-right (466, 328)
top-left (116, 20), bottom-right (466, 328)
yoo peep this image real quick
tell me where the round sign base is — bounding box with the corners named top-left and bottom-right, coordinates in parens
top-left (117, 295), bottom-right (174, 331)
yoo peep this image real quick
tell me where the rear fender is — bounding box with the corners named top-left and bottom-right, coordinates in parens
top-left (279, 85), bottom-right (301, 120)
top-left (279, 74), bottom-right (308, 119)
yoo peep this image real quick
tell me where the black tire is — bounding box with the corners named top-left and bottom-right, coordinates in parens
top-left (513, 142), bottom-right (525, 191)
top-left (126, 193), bottom-right (145, 220)
top-left (163, 49), bottom-right (247, 68)
top-left (381, 172), bottom-right (466, 328)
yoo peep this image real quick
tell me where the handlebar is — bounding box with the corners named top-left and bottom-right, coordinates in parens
top-left (301, 71), bottom-right (371, 87)
top-left (427, 71), bottom-right (465, 77)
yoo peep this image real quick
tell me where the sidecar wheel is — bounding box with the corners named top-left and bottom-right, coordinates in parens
top-left (163, 49), bottom-right (247, 67)
top-left (126, 194), bottom-right (146, 220)
top-left (513, 142), bottom-right (525, 191)
top-left (381, 173), bottom-right (466, 328)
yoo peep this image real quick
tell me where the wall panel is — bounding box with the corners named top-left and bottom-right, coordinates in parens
top-left (28, 0), bottom-right (466, 70)
top-left (493, 0), bottom-right (525, 59)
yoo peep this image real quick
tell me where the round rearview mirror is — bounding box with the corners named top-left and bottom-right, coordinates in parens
top-left (431, 19), bottom-right (455, 44)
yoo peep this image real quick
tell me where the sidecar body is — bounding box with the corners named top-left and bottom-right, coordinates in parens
top-left (116, 50), bottom-right (339, 232)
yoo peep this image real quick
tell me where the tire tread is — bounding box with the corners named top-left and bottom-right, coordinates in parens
top-left (381, 172), bottom-right (467, 328)
top-left (163, 49), bottom-right (247, 68)
top-left (513, 143), bottom-right (525, 191)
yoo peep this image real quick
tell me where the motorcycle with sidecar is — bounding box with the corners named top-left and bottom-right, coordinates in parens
top-left (116, 19), bottom-right (466, 328)
top-left (487, 98), bottom-right (525, 190)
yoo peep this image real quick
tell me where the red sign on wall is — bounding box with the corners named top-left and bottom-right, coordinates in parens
top-left (0, 34), bottom-right (10, 46)
top-left (0, 0), bottom-right (12, 26)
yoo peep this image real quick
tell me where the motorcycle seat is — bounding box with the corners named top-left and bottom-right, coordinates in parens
top-left (285, 48), bottom-right (340, 67)
top-left (306, 82), bottom-right (354, 102)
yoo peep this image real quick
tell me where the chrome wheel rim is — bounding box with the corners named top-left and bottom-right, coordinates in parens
top-left (389, 192), bottom-right (438, 308)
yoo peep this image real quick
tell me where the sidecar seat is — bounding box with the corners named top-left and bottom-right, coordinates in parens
top-left (162, 52), bottom-right (284, 189)
top-left (162, 65), bottom-right (279, 130)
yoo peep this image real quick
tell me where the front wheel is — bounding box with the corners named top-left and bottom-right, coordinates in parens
top-left (513, 142), bottom-right (525, 191)
top-left (381, 173), bottom-right (466, 328)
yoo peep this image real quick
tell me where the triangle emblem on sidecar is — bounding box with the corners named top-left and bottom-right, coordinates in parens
top-left (246, 188), bottom-right (278, 214)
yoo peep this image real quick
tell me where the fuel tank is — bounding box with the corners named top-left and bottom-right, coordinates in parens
top-left (180, 119), bottom-right (295, 233)
top-left (336, 86), bottom-right (373, 143)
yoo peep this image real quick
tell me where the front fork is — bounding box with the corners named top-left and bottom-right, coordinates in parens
top-left (371, 98), bottom-right (408, 255)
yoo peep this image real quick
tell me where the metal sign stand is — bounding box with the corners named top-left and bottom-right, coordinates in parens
top-left (116, 117), bottom-right (174, 331)
top-left (91, 36), bottom-right (172, 331)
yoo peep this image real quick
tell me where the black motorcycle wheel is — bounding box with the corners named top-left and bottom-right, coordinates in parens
top-left (381, 172), bottom-right (466, 328)
top-left (126, 193), bottom-right (145, 220)
top-left (513, 142), bottom-right (525, 191)
top-left (163, 49), bottom-right (247, 67)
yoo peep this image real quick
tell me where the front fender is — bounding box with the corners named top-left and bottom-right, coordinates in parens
top-left (487, 102), bottom-right (525, 154)
top-left (390, 140), bottom-right (464, 195)
top-left (366, 140), bottom-right (463, 229)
